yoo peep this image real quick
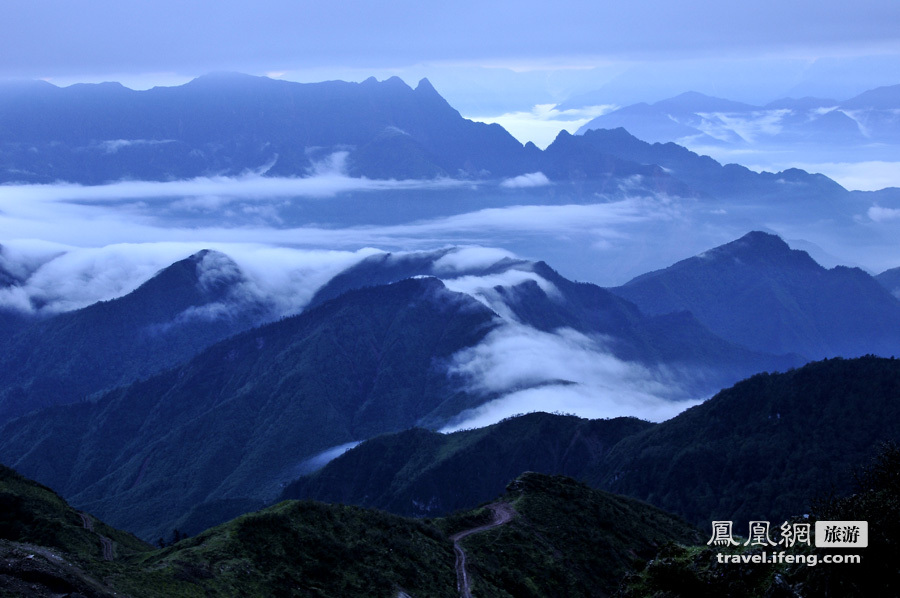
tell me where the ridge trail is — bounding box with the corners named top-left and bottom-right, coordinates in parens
top-left (79, 512), bottom-right (114, 561)
top-left (450, 502), bottom-right (516, 598)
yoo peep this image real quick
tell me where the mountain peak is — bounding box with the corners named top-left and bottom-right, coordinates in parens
top-left (655, 91), bottom-right (756, 112)
top-left (700, 231), bottom-right (820, 269)
top-left (730, 230), bottom-right (790, 252)
top-left (415, 78), bottom-right (437, 94)
top-left (134, 249), bottom-right (243, 301)
top-left (383, 75), bottom-right (411, 89)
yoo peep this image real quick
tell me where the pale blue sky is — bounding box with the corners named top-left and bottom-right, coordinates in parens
top-left (3, 1), bottom-right (900, 158)
top-left (4, 1), bottom-right (899, 86)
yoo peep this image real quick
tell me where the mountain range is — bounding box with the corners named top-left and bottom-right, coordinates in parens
top-left (1, 230), bottom-right (898, 540)
top-left (576, 85), bottom-right (900, 165)
top-left (2, 71), bottom-right (899, 595)
top-left (0, 250), bottom-right (274, 423)
top-left (0, 73), bottom-right (525, 183)
top-left (0, 73), bottom-right (859, 205)
top-left (0, 238), bottom-right (793, 539)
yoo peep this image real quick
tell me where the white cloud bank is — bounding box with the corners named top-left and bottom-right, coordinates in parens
top-left (0, 241), bottom-right (381, 316)
top-left (469, 104), bottom-right (616, 149)
top-left (0, 172), bottom-right (469, 204)
top-left (500, 172), bottom-right (551, 189)
top-left (442, 324), bottom-right (701, 430)
top-left (868, 205), bottom-right (900, 223)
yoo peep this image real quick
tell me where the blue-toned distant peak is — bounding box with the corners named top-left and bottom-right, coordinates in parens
top-left (840, 83), bottom-right (900, 110)
top-left (414, 77), bottom-right (438, 94)
top-left (613, 230), bottom-right (900, 360)
top-left (701, 230), bottom-right (819, 266)
top-left (763, 96), bottom-right (838, 110)
top-left (876, 266), bottom-right (900, 299)
top-left (652, 91), bottom-right (756, 113)
top-left (626, 231), bottom-right (822, 282)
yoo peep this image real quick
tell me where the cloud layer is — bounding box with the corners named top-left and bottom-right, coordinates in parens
top-left (442, 323), bottom-right (701, 430)
top-left (0, 241), bottom-right (380, 316)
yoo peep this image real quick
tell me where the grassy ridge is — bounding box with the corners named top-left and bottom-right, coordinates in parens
top-left (1, 464), bottom-right (699, 597)
top-left (461, 473), bottom-right (701, 597)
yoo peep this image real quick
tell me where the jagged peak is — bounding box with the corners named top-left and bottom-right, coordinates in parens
top-left (383, 75), bottom-right (411, 89)
top-left (415, 78), bottom-right (437, 94)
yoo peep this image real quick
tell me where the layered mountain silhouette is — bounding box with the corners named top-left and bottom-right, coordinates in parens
top-left (1, 230), bottom-right (896, 539)
top-left (305, 248), bottom-right (798, 393)
top-left (562, 127), bottom-right (846, 201)
top-left (0, 245), bottom-right (801, 539)
top-left (0, 277), bottom-right (498, 539)
top-left (611, 231), bottom-right (900, 359)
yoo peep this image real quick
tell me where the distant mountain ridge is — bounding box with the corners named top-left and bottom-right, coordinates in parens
top-left (577, 84), bottom-right (900, 149)
top-left (877, 266), bottom-right (900, 299)
top-left (0, 72), bottom-right (857, 205)
top-left (611, 231), bottom-right (900, 359)
top-left (0, 72), bottom-right (526, 183)
top-left (566, 127), bottom-right (847, 201)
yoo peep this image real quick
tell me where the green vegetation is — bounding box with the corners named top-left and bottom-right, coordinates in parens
top-left (0, 462), bottom-right (701, 598)
top-left (459, 473), bottom-right (701, 597)
top-left (288, 356), bottom-right (900, 541)
top-left (111, 501), bottom-right (458, 598)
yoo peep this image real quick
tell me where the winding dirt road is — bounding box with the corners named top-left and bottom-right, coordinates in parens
top-left (79, 512), bottom-right (114, 561)
top-left (450, 502), bottom-right (515, 598)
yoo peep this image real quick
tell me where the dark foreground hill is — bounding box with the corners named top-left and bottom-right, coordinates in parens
top-left (285, 356), bottom-right (900, 530)
top-left (0, 464), bottom-right (700, 598)
top-left (617, 443), bottom-right (900, 598)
